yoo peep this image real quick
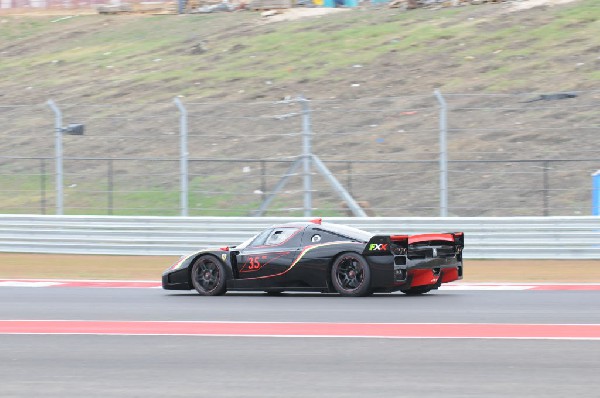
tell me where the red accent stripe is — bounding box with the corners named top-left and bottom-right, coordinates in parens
top-left (240, 241), bottom-right (363, 281)
top-left (0, 321), bottom-right (598, 339)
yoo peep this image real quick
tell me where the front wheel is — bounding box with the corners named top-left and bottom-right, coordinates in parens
top-left (331, 253), bottom-right (371, 297)
top-left (191, 255), bottom-right (227, 296)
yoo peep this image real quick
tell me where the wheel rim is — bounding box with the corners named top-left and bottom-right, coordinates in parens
top-left (194, 258), bottom-right (220, 292)
top-left (335, 256), bottom-right (364, 291)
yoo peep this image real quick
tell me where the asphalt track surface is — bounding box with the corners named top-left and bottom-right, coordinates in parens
top-left (1, 285), bottom-right (599, 397)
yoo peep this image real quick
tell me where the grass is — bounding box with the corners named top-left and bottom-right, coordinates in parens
top-left (2, 1), bottom-right (598, 97)
top-left (0, 173), bottom-right (48, 212)
top-left (0, 173), bottom-right (348, 216)
top-left (197, 10), bottom-right (476, 81)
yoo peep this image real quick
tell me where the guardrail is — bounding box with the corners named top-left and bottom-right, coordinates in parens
top-left (1, 215), bottom-right (600, 259)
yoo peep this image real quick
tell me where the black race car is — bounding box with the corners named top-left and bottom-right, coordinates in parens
top-left (162, 219), bottom-right (464, 297)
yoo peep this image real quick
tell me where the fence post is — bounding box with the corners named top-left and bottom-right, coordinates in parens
top-left (434, 89), bottom-right (448, 217)
top-left (298, 96), bottom-right (312, 217)
top-left (47, 100), bottom-right (64, 215)
top-left (543, 160), bottom-right (549, 217)
top-left (593, 171), bottom-right (600, 216)
top-left (174, 98), bottom-right (189, 217)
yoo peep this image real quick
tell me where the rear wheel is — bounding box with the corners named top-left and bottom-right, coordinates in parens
top-left (191, 255), bottom-right (227, 296)
top-left (331, 253), bottom-right (371, 297)
top-left (401, 285), bottom-right (433, 296)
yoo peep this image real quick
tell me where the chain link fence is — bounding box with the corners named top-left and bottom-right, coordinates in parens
top-left (0, 91), bottom-right (599, 216)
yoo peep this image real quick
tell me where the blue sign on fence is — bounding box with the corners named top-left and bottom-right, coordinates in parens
top-left (322, 0), bottom-right (359, 6)
top-left (593, 171), bottom-right (600, 216)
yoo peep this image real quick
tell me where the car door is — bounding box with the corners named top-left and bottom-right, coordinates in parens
top-left (237, 226), bottom-right (303, 280)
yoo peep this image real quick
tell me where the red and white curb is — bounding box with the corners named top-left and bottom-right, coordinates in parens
top-left (0, 320), bottom-right (598, 340)
top-left (0, 279), bottom-right (599, 290)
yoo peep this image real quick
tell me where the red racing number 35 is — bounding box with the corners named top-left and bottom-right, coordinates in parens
top-left (248, 257), bottom-right (261, 270)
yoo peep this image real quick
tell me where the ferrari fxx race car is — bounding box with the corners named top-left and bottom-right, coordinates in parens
top-left (162, 219), bottom-right (464, 297)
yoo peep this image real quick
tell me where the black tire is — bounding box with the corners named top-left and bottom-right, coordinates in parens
top-left (401, 285), bottom-right (433, 296)
top-left (331, 252), bottom-right (371, 297)
top-left (191, 255), bottom-right (227, 296)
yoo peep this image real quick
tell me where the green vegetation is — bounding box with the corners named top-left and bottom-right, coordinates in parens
top-left (0, 172), bottom-right (346, 216)
top-left (1, 0), bottom-right (598, 99)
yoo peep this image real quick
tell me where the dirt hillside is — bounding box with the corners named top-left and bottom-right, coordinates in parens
top-left (0, 0), bottom-right (599, 217)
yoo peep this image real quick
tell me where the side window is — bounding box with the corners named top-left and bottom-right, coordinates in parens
top-left (310, 229), bottom-right (350, 244)
top-left (264, 228), bottom-right (299, 246)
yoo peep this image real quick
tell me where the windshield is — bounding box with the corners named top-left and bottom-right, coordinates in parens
top-left (233, 233), bottom-right (259, 250)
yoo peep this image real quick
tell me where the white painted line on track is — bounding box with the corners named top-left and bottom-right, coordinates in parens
top-left (0, 281), bottom-right (62, 287)
top-left (439, 285), bottom-right (535, 290)
top-left (0, 279), bottom-right (160, 288)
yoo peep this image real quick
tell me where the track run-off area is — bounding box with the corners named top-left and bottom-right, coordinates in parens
top-left (1, 280), bottom-right (599, 397)
top-left (1, 280), bottom-right (599, 339)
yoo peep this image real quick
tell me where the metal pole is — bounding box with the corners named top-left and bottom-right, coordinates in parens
top-left (47, 100), bottom-right (63, 215)
top-left (174, 98), bottom-right (189, 217)
top-left (543, 160), bottom-right (549, 217)
top-left (298, 96), bottom-right (312, 217)
top-left (434, 89), bottom-right (448, 217)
